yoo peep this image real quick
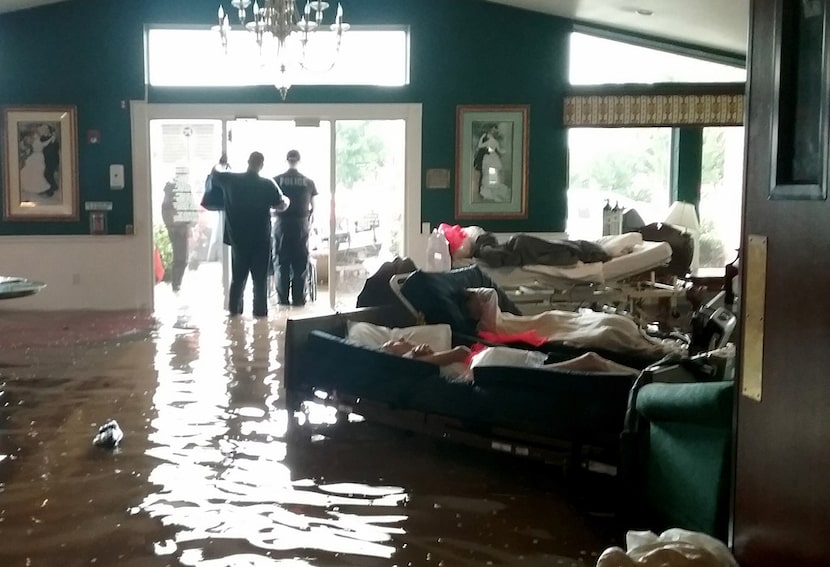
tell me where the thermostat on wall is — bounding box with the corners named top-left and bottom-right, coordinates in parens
top-left (110, 164), bottom-right (125, 190)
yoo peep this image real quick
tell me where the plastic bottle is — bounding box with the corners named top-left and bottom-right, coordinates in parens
top-left (602, 199), bottom-right (612, 236)
top-left (611, 201), bottom-right (623, 235)
top-left (425, 228), bottom-right (452, 272)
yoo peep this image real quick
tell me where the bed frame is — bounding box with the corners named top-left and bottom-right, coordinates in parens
top-left (284, 306), bottom-right (634, 474)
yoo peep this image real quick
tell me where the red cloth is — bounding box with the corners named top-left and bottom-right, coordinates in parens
top-left (465, 342), bottom-right (489, 366)
top-left (154, 247), bottom-right (165, 283)
top-left (477, 330), bottom-right (548, 347)
top-left (438, 223), bottom-right (467, 255)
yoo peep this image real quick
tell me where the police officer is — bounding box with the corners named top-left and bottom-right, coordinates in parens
top-left (273, 149), bottom-right (318, 306)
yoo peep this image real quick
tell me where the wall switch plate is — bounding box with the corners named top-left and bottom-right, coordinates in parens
top-left (109, 164), bottom-right (125, 190)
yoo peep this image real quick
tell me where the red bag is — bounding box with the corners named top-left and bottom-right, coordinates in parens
top-left (154, 247), bottom-right (165, 283)
top-left (438, 223), bottom-right (467, 255)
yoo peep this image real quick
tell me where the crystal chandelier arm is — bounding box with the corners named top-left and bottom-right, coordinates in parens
top-left (213, 0), bottom-right (348, 99)
top-left (230, 0), bottom-right (252, 23)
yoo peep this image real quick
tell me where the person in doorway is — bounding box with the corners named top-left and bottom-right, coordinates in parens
top-left (273, 149), bottom-right (318, 306)
top-left (161, 175), bottom-right (195, 292)
top-left (209, 151), bottom-right (290, 318)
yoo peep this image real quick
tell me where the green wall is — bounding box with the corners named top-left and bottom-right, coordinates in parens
top-left (0, 0), bottom-right (571, 236)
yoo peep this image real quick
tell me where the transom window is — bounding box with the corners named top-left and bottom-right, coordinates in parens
top-left (146, 27), bottom-right (409, 88)
top-left (569, 32), bottom-right (746, 85)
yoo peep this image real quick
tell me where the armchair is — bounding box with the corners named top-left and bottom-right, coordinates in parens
top-left (620, 361), bottom-right (734, 541)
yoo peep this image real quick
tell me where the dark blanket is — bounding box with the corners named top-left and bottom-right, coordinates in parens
top-left (400, 265), bottom-right (521, 336)
top-left (637, 223), bottom-right (693, 277)
top-left (356, 256), bottom-right (417, 308)
top-left (473, 233), bottom-right (610, 268)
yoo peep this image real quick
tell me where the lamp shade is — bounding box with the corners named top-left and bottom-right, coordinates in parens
top-left (665, 201), bottom-right (700, 232)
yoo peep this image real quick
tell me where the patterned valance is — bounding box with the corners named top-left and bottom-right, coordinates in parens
top-left (563, 94), bottom-right (744, 127)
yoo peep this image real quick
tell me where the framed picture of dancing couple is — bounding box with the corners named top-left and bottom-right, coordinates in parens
top-left (3, 105), bottom-right (79, 221)
top-left (455, 105), bottom-right (528, 219)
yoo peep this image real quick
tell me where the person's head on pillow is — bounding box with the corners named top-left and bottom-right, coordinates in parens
top-left (464, 287), bottom-right (500, 332)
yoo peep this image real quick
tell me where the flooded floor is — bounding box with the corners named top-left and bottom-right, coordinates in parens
top-left (0, 287), bottom-right (620, 566)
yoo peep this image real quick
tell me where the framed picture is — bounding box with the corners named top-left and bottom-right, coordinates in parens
top-left (3, 105), bottom-right (79, 221)
top-left (455, 105), bottom-right (529, 219)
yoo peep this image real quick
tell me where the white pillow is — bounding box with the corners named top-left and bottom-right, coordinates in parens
top-left (390, 324), bottom-right (452, 351)
top-left (347, 321), bottom-right (452, 352)
top-left (469, 345), bottom-right (548, 370)
top-left (346, 321), bottom-right (392, 348)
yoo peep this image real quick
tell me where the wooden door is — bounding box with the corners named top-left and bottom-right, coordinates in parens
top-left (734, 0), bottom-right (830, 564)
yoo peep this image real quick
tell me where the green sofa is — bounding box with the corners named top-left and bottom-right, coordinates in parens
top-left (622, 366), bottom-right (734, 541)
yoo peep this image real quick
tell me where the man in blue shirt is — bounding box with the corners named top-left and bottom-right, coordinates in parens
top-left (273, 149), bottom-right (318, 306)
top-left (210, 152), bottom-right (289, 317)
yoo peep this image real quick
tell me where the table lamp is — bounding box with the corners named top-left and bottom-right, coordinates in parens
top-left (665, 200), bottom-right (700, 274)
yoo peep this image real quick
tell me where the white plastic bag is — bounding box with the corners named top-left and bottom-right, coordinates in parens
top-left (596, 529), bottom-right (738, 567)
top-left (425, 228), bottom-right (451, 272)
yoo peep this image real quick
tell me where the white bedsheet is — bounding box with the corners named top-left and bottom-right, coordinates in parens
top-left (473, 241), bottom-right (672, 288)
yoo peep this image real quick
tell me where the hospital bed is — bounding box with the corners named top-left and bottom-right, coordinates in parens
top-left (453, 239), bottom-right (683, 319)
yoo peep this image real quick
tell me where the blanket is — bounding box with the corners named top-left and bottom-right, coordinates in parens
top-left (473, 233), bottom-right (610, 268)
top-left (400, 266), bottom-right (521, 337)
top-left (472, 287), bottom-right (682, 357)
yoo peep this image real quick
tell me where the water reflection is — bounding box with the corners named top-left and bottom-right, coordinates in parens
top-left (0, 308), bottom-right (613, 566)
top-left (142, 317), bottom-right (408, 565)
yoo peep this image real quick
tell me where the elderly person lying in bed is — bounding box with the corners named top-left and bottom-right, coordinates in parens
top-left (381, 338), bottom-right (639, 381)
top-left (465, 287), bottom-right (684, 358)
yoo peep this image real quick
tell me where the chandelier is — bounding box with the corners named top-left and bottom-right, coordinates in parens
top-left (214, 0), bottom-right (349, 100)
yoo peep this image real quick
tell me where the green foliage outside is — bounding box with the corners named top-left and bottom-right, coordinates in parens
top-left (569, 129), bottom-right (672, 204)
top-left (570, 127), bottom-right (732, 268)
top-left (336, 121), bottom-right (387, 190)
top-left (698, 217), bottom-right (725, 268)
top-left (154, 224), bottom-right (172, 282)
top-left (701, 128), bottom-right (726, 185)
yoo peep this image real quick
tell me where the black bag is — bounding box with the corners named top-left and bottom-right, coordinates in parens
top-left (200, 173), bottom-right (224, 211)
top-left (637, 222), bottom-right (693, 277)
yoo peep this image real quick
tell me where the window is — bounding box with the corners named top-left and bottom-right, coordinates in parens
top-left (566, 33), bottom-right (746, 254)
top-left (147, 28), bottom-right (409, 87)
top-left (698, 127), bottom-right (744, 270)
top-left (567, 128), bottom-right (672, 239)
top-left (569, 33), bottom-right (746, 85)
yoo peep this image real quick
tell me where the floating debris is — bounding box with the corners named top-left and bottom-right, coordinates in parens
top-left (92, 420), bottom-right (123, 449)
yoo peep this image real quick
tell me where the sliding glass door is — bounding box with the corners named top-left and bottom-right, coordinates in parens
top-left (143, 105), bottom-right (417, 313)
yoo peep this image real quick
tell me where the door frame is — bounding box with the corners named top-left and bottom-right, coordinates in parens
top-left (131, 102), bottom-right (423, 311)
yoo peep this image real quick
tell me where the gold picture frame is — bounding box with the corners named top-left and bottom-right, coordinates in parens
top-left (3, 105), bottom-right (79, 221)
top-left (455, 105), bottom-right (529, 219)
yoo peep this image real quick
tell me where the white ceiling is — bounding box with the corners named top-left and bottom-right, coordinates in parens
top-left (0, 0), bottom-right (750, 56)
top-left (483, 0), bottom-right (749, 55)
top-left (0, 0), bottom-right (64, 13)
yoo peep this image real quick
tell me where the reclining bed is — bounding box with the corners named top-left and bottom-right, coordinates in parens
top-left (284, 266), bottom-right (681, 470)
top-left (285, 306), bottom-right (640, 470)
top-left (454, 234), bottom-right (680, 317)
top-left (460, 239), bottom-right (673, 288)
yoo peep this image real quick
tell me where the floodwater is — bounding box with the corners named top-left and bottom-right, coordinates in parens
top-left (0, 290), bottom-right (618, 566)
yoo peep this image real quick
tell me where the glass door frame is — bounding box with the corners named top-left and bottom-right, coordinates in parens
top-left (131, 102), bottom-right (423, 311)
